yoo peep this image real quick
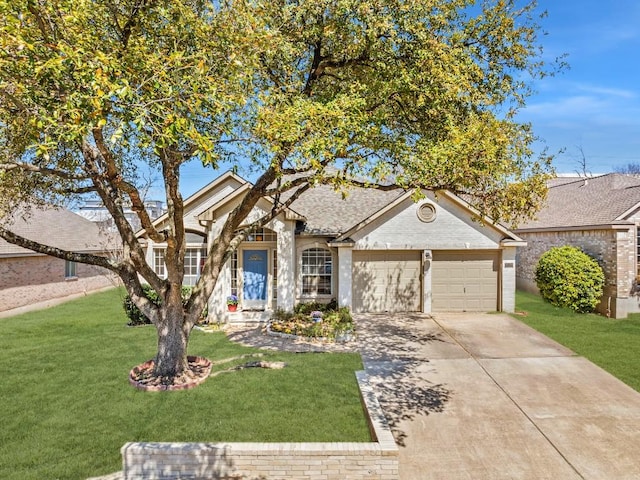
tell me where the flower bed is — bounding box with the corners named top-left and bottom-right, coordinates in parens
top-left (269, 302), bottom-right (355, 341)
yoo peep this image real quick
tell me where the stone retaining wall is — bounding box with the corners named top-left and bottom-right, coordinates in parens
top-left (121, 371), bottom-right (398, 480)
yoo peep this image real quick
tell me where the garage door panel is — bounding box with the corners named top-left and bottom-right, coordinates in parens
top-left (353, 251), bottom-right (422, 313)
top-left (432, 251), bottom-right (499, 312)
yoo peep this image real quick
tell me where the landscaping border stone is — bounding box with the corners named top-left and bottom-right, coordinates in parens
top-left (121, 371), bottom-right (398, 480)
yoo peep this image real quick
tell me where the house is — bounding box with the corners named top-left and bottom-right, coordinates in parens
top-left (515, 173), bottom-right (640, 319)
top-left (0, 207), bottom-right (119, 313)
top-left (140, 171), bottom-right (524, 322)
top-left (76, 199), bottom-right (165, 232)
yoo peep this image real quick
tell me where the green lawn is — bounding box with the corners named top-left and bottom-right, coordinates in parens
top-left (515, 290), bottom-right (640, 392)
top-left (0, 288), bottom-right (369, 480)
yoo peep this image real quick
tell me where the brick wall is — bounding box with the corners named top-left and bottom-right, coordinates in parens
top-left (516, 227), bottom-right (636, 318)
top-left (121, 371), bottom-right (399, 480)
top-left (0, 255), bottom-right (117, 312)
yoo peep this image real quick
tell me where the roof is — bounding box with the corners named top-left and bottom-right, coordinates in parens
top-left (0, 206), bottom-right (113, 257)
top-left (517, 173), bottom-right (640, 230)
top-left (288, 184), bottom-right (405, 236)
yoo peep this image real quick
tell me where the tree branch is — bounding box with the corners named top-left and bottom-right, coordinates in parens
top-left (0, 161), bottom-right (89, 181)
top-left (0, 225), bottom-right (121, 272)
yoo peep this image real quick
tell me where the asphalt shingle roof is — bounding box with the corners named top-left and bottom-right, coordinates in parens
top-left (287, 184), bottom-right (405, 236)
top-left (517, 173), bottom-right (640, 230)
top-left (0, 206), bottom-right (111, 256)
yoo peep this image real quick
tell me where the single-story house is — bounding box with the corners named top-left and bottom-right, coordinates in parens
top-left (515, 173), bottom-right (640, 319)
top-left (0, 207), bottom-right (119, 313)
top-left (141, 171), bottom-right (525, 322)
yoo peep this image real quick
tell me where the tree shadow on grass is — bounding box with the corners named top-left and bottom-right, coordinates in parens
top-left (356, 313), bottom-right (453, 447)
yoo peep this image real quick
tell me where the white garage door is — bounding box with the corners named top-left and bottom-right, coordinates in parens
top-left (432, 251), bottom-right (499, 312)
top-left (353, 251), bottom-right (422, 313)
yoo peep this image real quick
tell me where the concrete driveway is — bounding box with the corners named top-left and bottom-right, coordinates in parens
top-left (356, 312), bottom-right (640, 480)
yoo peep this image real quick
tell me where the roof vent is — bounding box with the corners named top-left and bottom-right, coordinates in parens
top-left (417, 203), bottom-right (437, 223)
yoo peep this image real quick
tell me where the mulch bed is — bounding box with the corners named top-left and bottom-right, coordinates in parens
top-left (129, 355), bottom-right (212, 392)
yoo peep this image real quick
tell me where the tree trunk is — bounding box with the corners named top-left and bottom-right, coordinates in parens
top-left (153, 302), bottom-right (190, 379)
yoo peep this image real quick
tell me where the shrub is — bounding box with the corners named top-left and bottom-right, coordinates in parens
top-left (294, 299), bottom-right (338, 314)
top-left (122, 285), bottom-right (208, 326)
top-left (535, 246), bottom-right (605, 313)
top-left (270, 304), bottom-right (354, 340)
top-left (123, 284), bottom-right (159, 326)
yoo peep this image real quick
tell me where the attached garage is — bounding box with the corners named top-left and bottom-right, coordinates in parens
top-left (352, 250), bottom-right (422, 313)
top-left (431, 250), bottom-right (499, 312)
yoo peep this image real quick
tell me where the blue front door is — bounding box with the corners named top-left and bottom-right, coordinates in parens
top-left (243, 249), bottom-right (268, 309)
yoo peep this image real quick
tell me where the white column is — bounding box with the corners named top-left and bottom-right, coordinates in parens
top-left (337, 246), bottom-right (353, 310)
top-left (423, 250), bottom-right (432, 313)
top-left (501, 247), bottom-right (517, 313)
top-left (276, 222), bottom-right (296, 311)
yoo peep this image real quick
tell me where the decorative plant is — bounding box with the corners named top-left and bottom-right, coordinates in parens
top-left (535, 246), bottom-right (604, 313)
top-left (227, 294), bottom-right (239, 306)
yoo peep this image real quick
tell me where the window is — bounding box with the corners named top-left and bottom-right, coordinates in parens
top-left (272, 249), bottom-right (278, 301)
top-left (64, 260), bottom-right (77, 279)
top-left (184, 248), bottom-right (207, 286)
top-left (245, 228), bottom-right (277, 242)
top-left (301, 248), bottom-right (332, 295)
top-left (231, 251), bottom-right (238, 296)
top-left (154, 249), bottom-right (166, 277)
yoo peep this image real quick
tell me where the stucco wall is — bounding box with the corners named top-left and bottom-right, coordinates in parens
top-left (0, 255), bottom-right (117, 312)
top-left (515, 227), bottom-right (636, 318)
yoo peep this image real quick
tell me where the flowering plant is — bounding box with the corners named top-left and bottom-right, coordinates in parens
top-left (226, 294), bottom-right (239, 306)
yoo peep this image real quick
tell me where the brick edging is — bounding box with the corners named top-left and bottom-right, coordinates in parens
top-left (121, 371), bottom-right (398, 479)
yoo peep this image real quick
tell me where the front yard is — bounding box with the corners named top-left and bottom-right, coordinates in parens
top-left (515, 291), bottom-right (640, 392)
top-left (0, 288), bottom-right (369, 480)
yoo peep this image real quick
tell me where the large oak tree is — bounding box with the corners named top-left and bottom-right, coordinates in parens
top-left (0, 0), bottom-right (555, 384)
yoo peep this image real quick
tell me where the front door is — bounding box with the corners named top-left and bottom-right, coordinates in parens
top-left (242, 249), bottom-right (268, 310)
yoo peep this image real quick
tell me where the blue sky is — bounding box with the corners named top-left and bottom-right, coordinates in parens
top-left (519, 0), bottom-right (640, 175)
top-left (175, 0), bottom-right (640, 198)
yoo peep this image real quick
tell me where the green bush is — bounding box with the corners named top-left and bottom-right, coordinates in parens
top-left (122, 285), bottom-right (207, 326)
top-left (535, 246), bottom-right (605, 313)
top-left (294, 299), bottom-right (338, 314)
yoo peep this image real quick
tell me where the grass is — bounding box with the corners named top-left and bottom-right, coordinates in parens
top-left (515, 290), bottom-right (640, 392)
top-left (0, 288), bottom-right (369, 480)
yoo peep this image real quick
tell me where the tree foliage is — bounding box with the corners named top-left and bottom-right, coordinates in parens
top-left (535, 246), bottom-right (605, 313)
top-left (0, 0), bottom-right (557, 382)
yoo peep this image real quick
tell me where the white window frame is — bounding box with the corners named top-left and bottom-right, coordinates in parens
top-left (300, 247), bottom-right (333, 296)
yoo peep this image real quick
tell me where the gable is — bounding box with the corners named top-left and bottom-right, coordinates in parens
top-left (146, 172), bottom-right (246, 235)
top-left (349, 192), bottom-right (507, 250)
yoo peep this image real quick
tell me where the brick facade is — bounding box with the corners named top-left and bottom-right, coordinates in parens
top-left (516, 226), bottom-right (638, 318)
top-left (0, 255), bottom-right (117, 312)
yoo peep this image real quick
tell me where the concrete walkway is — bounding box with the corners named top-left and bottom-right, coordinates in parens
top-left (356, 312), bottom-right (640, 480)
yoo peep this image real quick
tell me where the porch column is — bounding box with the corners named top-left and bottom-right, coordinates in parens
top-left (423, 250), bottom-right (432, 313)
top-left (337, 245), bottom-right (353, 310)
top-left (276, 222), bottom-right (295, 311)
top-left (501, 246), bottom-right (517, 313)
top-left (206, 229), bottom-right (231, 322)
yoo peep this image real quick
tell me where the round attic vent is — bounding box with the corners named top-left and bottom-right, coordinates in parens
top-left (417, 203), bottom-right (436, 223)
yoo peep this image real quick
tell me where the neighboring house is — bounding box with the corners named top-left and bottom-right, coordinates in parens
top-left (0, 207), bottom-right (119, 313)
top-left (515, 173), bottom-right (640, 319)
top-left (140, 171), bottom-right (525, 322)
top-left (76, 199), bottom-right (165, 232)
